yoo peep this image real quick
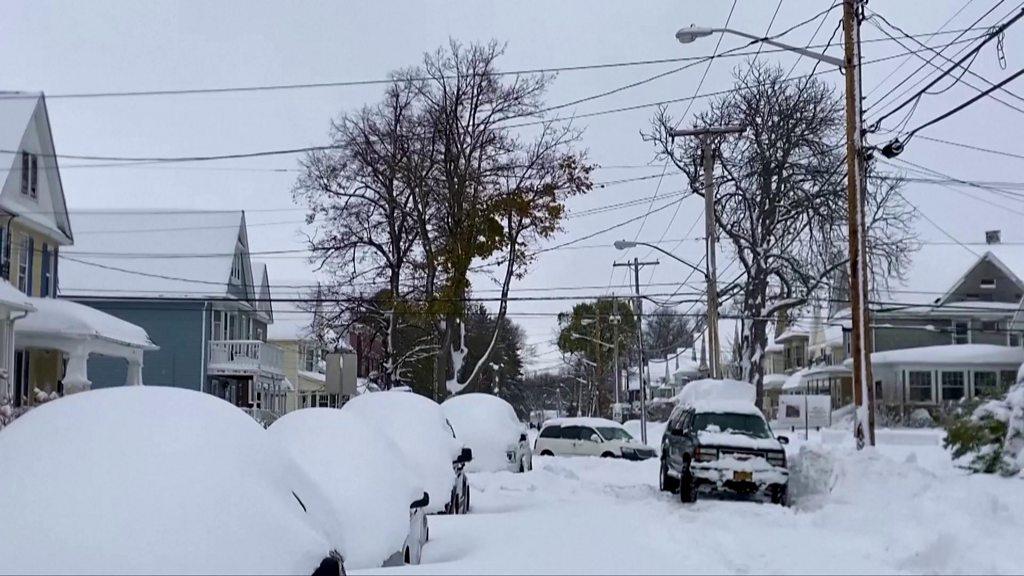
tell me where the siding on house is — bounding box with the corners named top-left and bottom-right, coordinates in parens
top-left (870, 318), bottom-right (951, 352)
top-left (78, 300), bottom-right (207, 390)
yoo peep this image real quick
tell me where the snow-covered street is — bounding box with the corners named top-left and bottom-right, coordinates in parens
top-left (364, 432), bottom-right (1024, 575)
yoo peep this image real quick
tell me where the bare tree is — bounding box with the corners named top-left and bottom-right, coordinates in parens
top-left (645, 62), bottom-right (915, 408)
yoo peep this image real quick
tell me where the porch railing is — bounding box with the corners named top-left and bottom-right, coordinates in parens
top-left (208, 340), bottom-right (284, 376)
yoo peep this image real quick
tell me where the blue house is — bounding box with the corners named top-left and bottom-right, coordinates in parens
top-left (59, 210), bottom-right (288, 421)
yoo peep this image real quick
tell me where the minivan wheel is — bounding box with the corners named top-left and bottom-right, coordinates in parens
top-left (679, 466), bottom-right (697, 503)
top-left (660, 460), bottom-right (679, 493)
top-left (601, 451), bottom-right (616, 458)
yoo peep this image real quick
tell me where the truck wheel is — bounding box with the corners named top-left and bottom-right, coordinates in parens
top-left (660, 460), bottom-right (678, 493)
top-left (771, 485), bottom-right (789, 507)
top-left (679, 466), bottom-right (697, 504)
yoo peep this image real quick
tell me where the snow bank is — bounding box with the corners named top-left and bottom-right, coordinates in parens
top-left (674, 378), bottom-right (755, 406)
top-left (269, 408), bottom-right (423, 569)
top-left (0, 387), bottom-right (337, 575)
top-left (343, 391), bottom-right (461, 513)
top-left (442, 393), bottom-right (525, 473)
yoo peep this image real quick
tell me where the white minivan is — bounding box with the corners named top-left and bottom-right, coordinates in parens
top-left (533, 417), bottom-right (656, 460)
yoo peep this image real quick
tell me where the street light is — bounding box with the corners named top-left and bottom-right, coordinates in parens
top-left (675, 26), bottom-right (843, 67)
top-left (676, 4), bottom-right (876, 448)
top-left (614, 240), bottom-right (706, 279)
top-left (571, 332), bottom-right (615, 350)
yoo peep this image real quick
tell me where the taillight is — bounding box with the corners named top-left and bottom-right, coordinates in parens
top-left (694, 447), bottom-right (718, 462)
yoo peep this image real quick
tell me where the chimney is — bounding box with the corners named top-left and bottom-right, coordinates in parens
top-left (986, 230), bottom-right (1001, 245)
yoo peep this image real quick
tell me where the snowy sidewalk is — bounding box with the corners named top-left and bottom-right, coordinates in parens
top-left (360, 435), bottom-right (1024, 574)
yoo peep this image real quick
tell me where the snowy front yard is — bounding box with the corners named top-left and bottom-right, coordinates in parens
top-left (363, 430), bottom-right (1024, 575)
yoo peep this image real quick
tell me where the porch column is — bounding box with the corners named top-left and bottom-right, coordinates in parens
top-left (62, 348), bottom-right (91, 395)
top-left (126, 357), bottom-right (144, 386)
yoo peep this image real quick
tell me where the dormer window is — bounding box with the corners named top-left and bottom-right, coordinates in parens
top-left (20, 152), bottom-right (38, 199)
top-left (980, 278), bottom-right (996, 289)
top-left (230, 251), bottom-right (243, 282)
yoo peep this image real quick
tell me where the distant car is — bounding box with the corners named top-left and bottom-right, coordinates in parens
top-left (343, 390), bottom-right (472, 515)
top-left (0, 387), bottom-right (344, 575)
top-left (269, 408), bottom-right (431, 569)
top-left (660, 400), bottom-right (790, 505)
top-left (533, 417), bottom-right (656, 460)
top-left (442, 393), bottom-right (533, 473)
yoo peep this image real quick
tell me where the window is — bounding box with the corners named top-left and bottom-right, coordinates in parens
top-left (539, 425), bottom-right (562, 439)
top-left (560, 426), bottom-right (587, 441)
top-left (211, 310), bottom-right (223, 340)
top-left (17, 236), bottom-right (32, 295)
top-left (20, 152), bottom-right (38, 198)
top-left (40, 243), bottom-right (51, 297)
top-left (973, 371), bottom-right (999, 398)
top-left (1000, 370), bottom-right (1018, 390)
top-left (941, 371), bottom-right (966, 402)
top-left (1009, 332), bottom-right (1022, 347)
top-left (980, 278), bottom-right (997, 289)
top-left (952, 321), bottom-right (970, 344)
top-left (230, 251), bottom-right (243, 282)
top-left (13, 350), bottom-right (29, 408)
top-left (981, 321), bottom-right (999, 334)
top-left (907, 371), bottom-right (933, 403)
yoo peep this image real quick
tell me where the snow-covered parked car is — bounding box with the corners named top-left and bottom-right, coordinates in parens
top-left (269, 408), bottom-right (431, 569)
top-left (442, 393), bottom-right (532, 473)
top-left (343, 390), bottom-right (473, 515)
top-left (660, 400), bottom-right (790, 505)
top-left (0, 387), bottom-right (345, 575)
top-left (534, 417), bottom-right (656, 460)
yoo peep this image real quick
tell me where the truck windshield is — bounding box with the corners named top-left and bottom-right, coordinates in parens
top-left (596, 427), bottom-right (633, 441)
top-left (693, 413), bottom-right (771, 439)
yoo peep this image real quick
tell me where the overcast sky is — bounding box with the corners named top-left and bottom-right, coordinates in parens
top-left (3, 0), bottom-right (1023, 369)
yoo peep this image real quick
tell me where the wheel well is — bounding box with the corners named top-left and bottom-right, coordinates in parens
top-left (601, 451), bottom-right (616, 458)
top-left (540, 450), bottom-right (553, 456)
top-left (404, 547), bottom-right (411, 564)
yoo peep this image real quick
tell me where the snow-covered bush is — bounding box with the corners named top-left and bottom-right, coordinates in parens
top-left (0, 389), bottom-right (60, 432)
top-left (944, 383), bottom-right (1024, 476)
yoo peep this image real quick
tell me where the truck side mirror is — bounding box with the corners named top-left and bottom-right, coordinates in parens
top-left (777, 435), bottom-right (790, 445)
top-left (410, 491), bottom-right (430, 510)
top-left (456, 447), bottom-right (473, 464)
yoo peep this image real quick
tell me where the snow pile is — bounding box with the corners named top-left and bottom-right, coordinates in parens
top-left (787, 445), bottom-right (837, 508)
top-left (673, 378), bottom-right (755, 406)
top-left (623, 419), bottom-right (667, 449)
top-left (269, 408), bottom-right (423, 569)
top-left (343, 390), bottom-right (461, 513)
top-left (442, 393), bottom-right (525, 473)
top-left (0, 387), bottom-right (338, 574)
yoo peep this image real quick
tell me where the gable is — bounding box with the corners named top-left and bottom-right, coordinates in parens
top-left (943, 252), bottom-right (1024, 305)
top-left (0, 94), bottom-right (73, 244)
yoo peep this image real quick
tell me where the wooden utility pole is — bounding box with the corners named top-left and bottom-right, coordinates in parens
top-left (613, 257), bottom-right (659, 444)
top-left (842, 0), bottom-right (876, 448)
top-left (611, 299), bottom-right (622, 418)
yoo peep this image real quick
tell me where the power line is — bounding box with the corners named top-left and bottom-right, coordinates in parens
top-left (898, 65), bottom-right (1024, 140)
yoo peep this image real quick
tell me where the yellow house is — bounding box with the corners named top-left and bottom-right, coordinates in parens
top-left (2, 92), bottom-right (156, 407)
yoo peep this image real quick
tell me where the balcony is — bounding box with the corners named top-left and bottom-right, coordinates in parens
top-left (208, 340), bottom-right (284, 377)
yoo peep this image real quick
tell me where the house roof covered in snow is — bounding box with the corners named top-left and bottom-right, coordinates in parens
top-left (16, 297), bottom-right (157, 350)
top-left (851, 343), bottom-right (1024, 367)
top-left (882, 245), bottom-right (1024, 308)
top-left (0, 280), bottom-right (33, 312)
top-left (60, 210), bottom-right (256, 300)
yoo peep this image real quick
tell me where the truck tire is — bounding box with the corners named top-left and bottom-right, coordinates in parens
top-left (679, 466), bottom-right (697, 503)
top-left (660, 459), bottom-right (679, 493)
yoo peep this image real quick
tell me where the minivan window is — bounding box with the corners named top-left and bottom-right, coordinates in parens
top-left (596, 427), bottom-right (633, 441)
top-left (539, 425), bottom-right (562, 439)
top-left (561, 426), bottom-right (588, 441)
top-left (693, 413), bottom-right (771, 439)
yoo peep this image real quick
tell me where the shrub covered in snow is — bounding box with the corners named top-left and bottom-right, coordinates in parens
top-left (944, 383), bottom-right (1024, 476)
top-left (442, 393), bottom-right (525, 472)
top-left (0, 387), bottom-right (344, 574)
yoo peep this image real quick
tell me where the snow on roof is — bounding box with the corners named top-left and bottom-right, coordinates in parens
top-left (885, 245), bottom-right (1024, 306)
top-left (442, 393), bottom-right (525, 473)
top-left (764, 342), bottom-right (785, 354)
top-left (0, 279), bottom-right (33, 312)
top-left (775, 326), bottom-right (810, 343)
top-left (16, 297), bottom-right (156, 349)
top-left (298, 370), bottom-right (326, 383)
top-left (863, 344), bottom-right (1024, 366)
top-left (673, 378), bottom-right (755, 406)
top-left (341, 391), bottom-right (461, 514)
top-left (268, 408), bottom-right (423, 569)
top-left (782, 368), bottom-right (809, 391)
top-left (691, 399), bottom-right (764, 416)
top-left (60, 211), bottom-right (247, 299)
top-left (543, 416), bottom-right (624, 429)
top-left (0, 386), bottom-right (339, 574)
top-left (762, 373), bottom-right (788, 390)
top-left (0, 92), bottom-right (39, 155)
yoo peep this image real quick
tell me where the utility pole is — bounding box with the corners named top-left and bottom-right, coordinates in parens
top-left (611, 299), bottom-right (622, 419)
top-left (668, 125), bottom-right (744, 379)
top-left (842, 0), bottom-right (876, 449)
top-left (613, 257), bottom-right (659, 444)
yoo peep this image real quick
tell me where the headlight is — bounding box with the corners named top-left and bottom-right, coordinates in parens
top-left (694, 447), bottom-right (718, 462)
top-left (766, 450), bottom-right (786, 467)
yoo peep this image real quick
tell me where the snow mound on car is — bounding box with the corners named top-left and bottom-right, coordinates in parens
top-left (343, 390), bottom-right (461, 513)
top-left (674, 378), bottom-right (755, 406)
top-left (442, 393), bottom-right (525, 473)
top-left (269, 408), bottom-right (424, 569)
top-left (0, 386), bottom-right (337, 575)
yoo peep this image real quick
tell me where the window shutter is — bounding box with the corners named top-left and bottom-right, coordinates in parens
top-left (40, 244), bottom-right (49, 296)
top-left (26, 237), bottom-right (34, 296)
top-left (20, 153), bottom-right (29, 195)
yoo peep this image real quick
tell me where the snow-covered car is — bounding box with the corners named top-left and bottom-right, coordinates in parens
top-left (442, 393), bottom-right (533, 473)
top-left (0, 387), bottom-right (345, 575)
top-left (660, 400), bottom-right (790, 505)
top-left (343, 390), bottom-right (472, 515)
top-left (533, 417), bottom-right (656, 460)
top-left (269, 408), bottom-right (431, 569)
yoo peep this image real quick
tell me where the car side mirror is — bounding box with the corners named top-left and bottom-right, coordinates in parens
top-left (777, 435), bottom-right (790, 445)
top-left (410, 491), bottom-right (430, 510)
top-left (520, 433), bottom-right (528, 443)
top-left (456, 447), bottom-right (473, 464)
top-left (589, 434), bottom-right (601, 443)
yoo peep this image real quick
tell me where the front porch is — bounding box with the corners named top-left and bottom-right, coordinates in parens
top-left (207, 340), bottom-right (288, 424)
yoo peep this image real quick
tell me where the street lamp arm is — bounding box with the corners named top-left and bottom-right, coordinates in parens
top-left (676, 26), bottom-right (844, 67)
top-left (624, 241), bottom-right (707, 279)
top-left (570, 332), bottom-right (616, 350)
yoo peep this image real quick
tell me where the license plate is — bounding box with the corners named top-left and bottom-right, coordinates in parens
top-left (733, 471), bottom-right (753, 482)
